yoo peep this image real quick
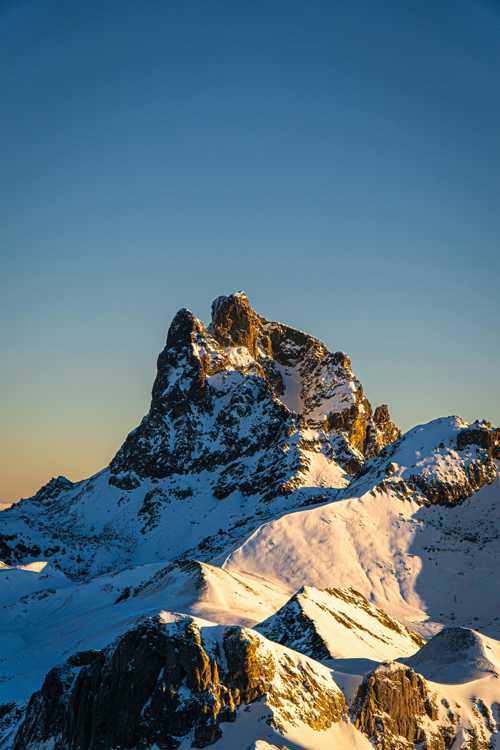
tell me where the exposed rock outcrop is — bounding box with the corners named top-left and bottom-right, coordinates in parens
top-left (365, 405), bottom-right (401, 458)
top-left (31, 476), bottom-right (74, 504)
top-left (457, 422), bottom-right (500, 459)
top-left (109, 305), bottom-right (294, 488)
top-left (352, 663), bottom-right (454, 749)
top-left (351, 416), bottom-right (499, 507)
top-left (210, 291), bottom-right (267, 359)
top-left (351, 652), bottom-right (499, 750)
top-left (14, 617), bottom-right (347, 750)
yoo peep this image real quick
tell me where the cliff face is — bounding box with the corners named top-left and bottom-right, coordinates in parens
top-left (352, 663), bottom-right (453, 750)
top-left (210, 293), bottom-right (401, 459)
top-left (13, 617), bottom-right (347, 750)
top-left (365, 405), bottom-right (402, 458)
top-left (351, 657), bottom-right (497, 750)
top-left (14, 621), bottom-right (498, 750)
top-left (109, 304), bottom-right (299, 496)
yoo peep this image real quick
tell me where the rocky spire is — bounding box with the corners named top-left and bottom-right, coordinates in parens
top-left (151, 308), bottom-right (226, 408)
top-left (210, 291), bottom-right (267, 358)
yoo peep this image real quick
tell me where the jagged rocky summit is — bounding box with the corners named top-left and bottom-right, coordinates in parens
top-left (1, 292), bottom-right (499, 750)
top-left (109, 290), bottom-right (399, 490)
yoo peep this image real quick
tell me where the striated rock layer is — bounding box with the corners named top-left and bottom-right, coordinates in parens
top-left (257, 585), bottom-right (424, 662)
top-left (352, 663), bottom-right (454, 750)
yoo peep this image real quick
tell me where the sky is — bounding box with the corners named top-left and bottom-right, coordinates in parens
top-left (1, 0), bottom-right (499, 502)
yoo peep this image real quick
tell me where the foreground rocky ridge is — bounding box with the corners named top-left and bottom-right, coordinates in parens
top-left (350, 628), bottom-right (500, 750)
top-left (10, 620), bottom-right (500, 750)
top-left (13, 616), bottom-right (349, 750)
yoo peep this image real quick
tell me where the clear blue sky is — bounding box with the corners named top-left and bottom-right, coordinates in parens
top-left (2, 0), bottom-right (499, 501)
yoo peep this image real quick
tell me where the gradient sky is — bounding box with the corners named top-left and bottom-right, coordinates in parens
top-left (2, 0), bottom-right (499, 502)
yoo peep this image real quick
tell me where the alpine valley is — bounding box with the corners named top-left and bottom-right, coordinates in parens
top-left (1, 292), bottom-right (499, 750)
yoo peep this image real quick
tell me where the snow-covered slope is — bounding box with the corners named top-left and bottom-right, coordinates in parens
top-left (224, 454), bottom-right (500, 638)
top-left (348, 415), bottom-right (499, 505)
top-left (257, 585), bottom-right (424, 662)
top-left (0, 557), bottom-right (293, 710)
top-left (406, 626), bottom-right (500, 683)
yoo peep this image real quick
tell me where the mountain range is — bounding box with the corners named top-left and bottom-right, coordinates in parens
top-left (1, 292), bottom-right (499, 750)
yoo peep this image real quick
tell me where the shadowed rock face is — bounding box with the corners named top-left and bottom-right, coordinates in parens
top-left (456, 424), bottom-right (500, 458)
top-left (14, 620), bottom-right (238, 750)
top-left (407, 459), bottom-right (497, 506)
top-left (13, 618), bottom-right (347, 750)
top-left (109, 303), bottom-right (297, 492)
top-left (257, 590), bottom-right (331, 661)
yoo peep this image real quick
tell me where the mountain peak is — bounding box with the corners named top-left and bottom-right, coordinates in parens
top-left (407, 627), bottom-right (499, 683)
top-left (106, 294), bottom-right (404, 493)
top-left (165, 307), bottom-right (201, 348)
top-left (211, 289), bottom-right (251, 314)
top-left (210, 290), bottom-right (263, 357)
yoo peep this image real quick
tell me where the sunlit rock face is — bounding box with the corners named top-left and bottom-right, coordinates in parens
top-left (13, 617), bottom-right (347, 750)
top-left (365, 405), bottom-right (402, 458)
top-left (351, 653), bottom-right (497, 750)
top-left (352, 663), bottom-right (453, 750)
